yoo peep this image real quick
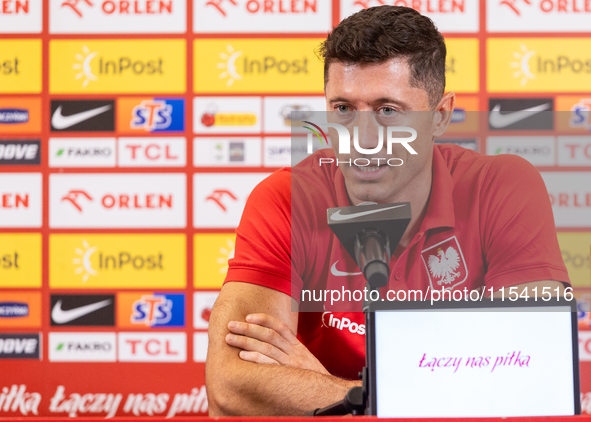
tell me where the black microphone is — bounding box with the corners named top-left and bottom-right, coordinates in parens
top-left (327, 202), bottom-right (411, 290)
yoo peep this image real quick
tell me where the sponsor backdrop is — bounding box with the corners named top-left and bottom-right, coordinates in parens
top-left (0, 0), bottom-right (590, 418)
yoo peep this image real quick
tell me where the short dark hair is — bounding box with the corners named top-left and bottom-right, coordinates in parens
top-left (318, 5), bottom-right (446, 108)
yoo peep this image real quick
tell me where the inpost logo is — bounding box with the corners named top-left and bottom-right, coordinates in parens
top-left (488, 38), bottom-right (591, 92)
top-left (444, 39), bottom-right (479, 93)
top-left (194, 39), bottom-right (324, 93)
top-left (194, 233), bottom-right (235, 288)
top-left (49, 234), bottom-right (186, 288)
top-left (557, 233), bottom-right (591, 288)
top-left (0, 234), bottom-right (41, 288)
top-left (50, 40), bottom-right (186, 94)
top-left (0, 40), bottom-right (41, 93)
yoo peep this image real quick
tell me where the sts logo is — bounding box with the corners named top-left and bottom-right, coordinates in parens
top-left (570, 99), bottom-right (591, 131)
top-left (117, 292), bottom-right (185, 328)
top-left (117, 98), bottom-right (185, 134)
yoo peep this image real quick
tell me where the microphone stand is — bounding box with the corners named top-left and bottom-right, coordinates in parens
top-left (309, 282), bottom-right (382, 416)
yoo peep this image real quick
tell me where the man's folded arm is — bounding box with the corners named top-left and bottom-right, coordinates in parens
top-left (205, 281), bottom-right (359, 416)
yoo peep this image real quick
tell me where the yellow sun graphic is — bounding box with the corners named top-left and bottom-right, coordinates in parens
top-left (72, 240), bottom-right (97, 282)
top-left (217, 44), bottom-right (243, 87)
top-left (72, 45), bottom-right (98, 88)
top-left (510, 44), bottom-right (536, 86)
top-left (217, 238), bottom-right (235, 275)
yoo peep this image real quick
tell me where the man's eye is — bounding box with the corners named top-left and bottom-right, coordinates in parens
top-left (336, 105), bottom-right (350, 113)
top-left (380, 107), bottom-right (396, 116)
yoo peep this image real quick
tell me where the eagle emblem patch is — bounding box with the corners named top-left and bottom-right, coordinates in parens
top-left (421, 236), bottom-right (468, 290)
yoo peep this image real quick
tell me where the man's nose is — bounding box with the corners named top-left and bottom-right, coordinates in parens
top-left (354, 113), bottom-right (383, 152)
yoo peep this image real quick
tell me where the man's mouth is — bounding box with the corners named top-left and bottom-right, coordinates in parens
top-left (356, 164), bottom-right (383, 172)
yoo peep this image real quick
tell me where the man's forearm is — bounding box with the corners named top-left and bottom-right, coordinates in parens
top-left (207, 358), bottom-right (360, 416)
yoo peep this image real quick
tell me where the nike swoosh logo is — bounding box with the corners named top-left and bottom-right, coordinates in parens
top-left (330, 261), bottom-right (362, 277)
top-left (330, 204), bottom-right (406, 221)
top-left (51, 105), bottom-right (112, 130)
top-left (51, 299), bottom-right (112, 324)
top-left (489, 103), bottom-right (551, 129)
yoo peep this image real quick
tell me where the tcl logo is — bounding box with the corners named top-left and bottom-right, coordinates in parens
top-left (118, 332), bottom-right (186, 362)
top-left (61, 0), bottom-right (174, 18)
top-left (558, 137), bottom-right (591, 166)
top-left (118, 138), bottom-right (186, 167)
top-left (61, 189), bottom-right (172, 213)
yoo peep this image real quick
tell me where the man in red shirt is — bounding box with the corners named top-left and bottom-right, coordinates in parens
top-left (205, 5), bottom-right (569, 416)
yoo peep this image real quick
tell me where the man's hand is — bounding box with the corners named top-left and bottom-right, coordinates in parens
top-left (226, 313), bottom-right (330, 375)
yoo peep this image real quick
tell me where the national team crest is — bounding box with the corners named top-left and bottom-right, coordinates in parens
top-left (421, 236), bottom-right (468, 290)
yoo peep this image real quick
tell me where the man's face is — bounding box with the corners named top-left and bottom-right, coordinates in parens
top-left (325, 58), bottom-right (453, 205)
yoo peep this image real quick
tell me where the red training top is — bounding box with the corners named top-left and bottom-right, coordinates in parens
top-left (226, 144), bottom-right (570, 380)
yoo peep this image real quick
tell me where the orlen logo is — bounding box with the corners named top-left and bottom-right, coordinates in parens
top-left (50, 0), bottom-right (186, 34)
top-left (61, 189), bottom-right (172, 213)
top-left (342, 0), bottom-right (478, 33)
top-left (206, 189), bottom-right (238, 212)
top-left (0, 1), bottom-right (41, 34)
top-left (322, 312), bottom-right (365, 335)
top-left (195, 1), bottom-right (330, 34)
top-left (499, 0), bottom-right (591, 15)
top-left (49, 173), bottom-right (186, 229)
top-left (117, 98), bottom-right (184, 133)
top-left (0, 0), bottom-right (30, 15)
top-left (206, 0), bottom-right (318, 16)
top-left (117, 293), bottom-right (185, 327)
top-left (61, 0), bottom-right (174, 18)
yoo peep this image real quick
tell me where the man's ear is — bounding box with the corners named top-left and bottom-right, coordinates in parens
top-left (432, 92), bottom-right (456, 138)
